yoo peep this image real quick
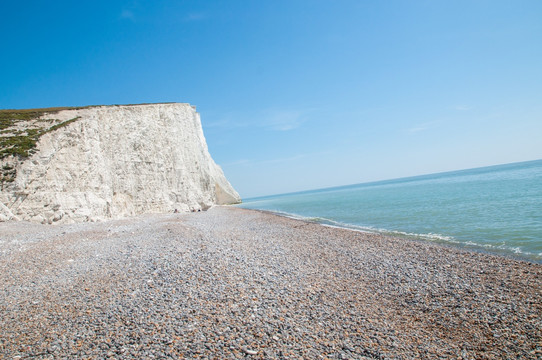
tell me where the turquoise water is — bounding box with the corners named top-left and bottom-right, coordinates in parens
top-left (238, 159), bottom-right (542, 263)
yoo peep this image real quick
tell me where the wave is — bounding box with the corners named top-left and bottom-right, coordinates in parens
top-left (261, 209), bottom-right (542, 263)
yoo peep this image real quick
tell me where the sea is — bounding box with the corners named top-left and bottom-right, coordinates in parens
top-left (238, 159), bottom-right (542, 263)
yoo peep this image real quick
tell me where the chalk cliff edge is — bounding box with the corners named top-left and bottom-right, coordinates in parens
top-left (0, 103), bottom-right (241, 223)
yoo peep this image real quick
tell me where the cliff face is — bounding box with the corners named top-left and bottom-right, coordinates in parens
top-left (0, 103), bottom-right (240, 223)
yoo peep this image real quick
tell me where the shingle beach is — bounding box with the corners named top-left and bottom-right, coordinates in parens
top-left (1, 206), bottom-right (540, 359)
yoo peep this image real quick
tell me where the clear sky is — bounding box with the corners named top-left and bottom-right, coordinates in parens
top-left (1, 1), bottom-right (541, 198)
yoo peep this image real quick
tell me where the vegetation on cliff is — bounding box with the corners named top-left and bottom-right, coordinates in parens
top-left (0, 107), bottom-right (84, 187)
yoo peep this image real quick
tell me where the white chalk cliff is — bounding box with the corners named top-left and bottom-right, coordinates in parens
top-left (0, 103), bottom-right (240, 223)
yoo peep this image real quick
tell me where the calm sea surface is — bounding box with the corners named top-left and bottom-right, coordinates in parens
top-left (238, 160), bottom-right (542, 263)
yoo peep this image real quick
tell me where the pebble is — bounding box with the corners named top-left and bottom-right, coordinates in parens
top-left (243, 348), bottom-right (258, 355)
top-left (0, 207), bottom-right (540, 359)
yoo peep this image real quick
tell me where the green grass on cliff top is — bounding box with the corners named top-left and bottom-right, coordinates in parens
top-left (0, 107), bottom-right (85, 159)
top-left (0, 107), bottom-right (89, 131)
top-left (0, 103), bottom-right (182, 159)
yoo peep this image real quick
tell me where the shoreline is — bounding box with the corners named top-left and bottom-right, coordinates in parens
top-left (240, 206), bottom-right (542, 264)
top-left (1, 206), bottom-right (541, 358)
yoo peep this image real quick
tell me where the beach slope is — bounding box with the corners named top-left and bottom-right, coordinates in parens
top-left (0, 207), bottom-right (540, 358)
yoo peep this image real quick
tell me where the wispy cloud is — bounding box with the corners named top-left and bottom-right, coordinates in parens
top-left (454, 105), bottom-right (471, 111)
top-left (187, 12), bottom-right (209, 21)
top-left (223, 159), bottom-right (252, 166)
top-left (408, 126), bottom-right (427, 133)
top-left (263, 109), bottom-right (307, 131)
top-left (203, 117), bottom-right (251, 129)
top-left (179, 12), bottom-right (209, 23)
top-left (120, 9), bottom-right (136, 21)
top-left (407, 120), bottom-right (441, 134)
top-left (261, 154), bottom-right (307, 164)
top-left (204, 108), bottom-right (314, 132)
top-left (224, 150), bottom-right (333, 168)
top-left (224, 154), bottom-right (307, 167)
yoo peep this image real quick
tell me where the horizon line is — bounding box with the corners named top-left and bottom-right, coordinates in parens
top-left (243, 158), bottom-right (542, 201)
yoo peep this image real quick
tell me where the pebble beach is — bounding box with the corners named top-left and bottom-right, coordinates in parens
top-left (1, 206), bottom-right (540, 359)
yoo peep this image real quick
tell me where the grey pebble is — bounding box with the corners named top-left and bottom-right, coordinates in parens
top-left (0, 207), bottom-right (540, 359)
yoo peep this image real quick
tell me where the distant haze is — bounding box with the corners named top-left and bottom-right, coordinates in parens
top-left (1, 1), bottom-right (541, 198)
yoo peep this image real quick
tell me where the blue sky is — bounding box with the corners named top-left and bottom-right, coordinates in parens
top-left (1, 1), bottom-right (541, 198)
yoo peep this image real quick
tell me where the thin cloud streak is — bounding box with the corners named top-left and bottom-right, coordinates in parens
top-left (120, 9), bottom-right (136, 21)
top-left (183, 12), bottom-right (208, 22)
top-left (261, 154), bottom-right (307, 164)
top-left (204, 108), bottom-right (314, 132)
top-left (263, 109), bottom-right (307, 131)
top-left (407, 120), bottom-right (441, 134)
top-left (222, 159), bottom-right (252, 166)
top-left (454, 105), bottom-right (472, 111)
top-left (224, 155), bottom-right (306, 167)
top-left (203, 118), bottom-right (251, 129)
top-left (225, 150), bottom-right (334, 168)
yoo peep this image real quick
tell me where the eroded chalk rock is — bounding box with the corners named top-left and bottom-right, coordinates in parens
top-left (0, 103), bottom-right (240, 223)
